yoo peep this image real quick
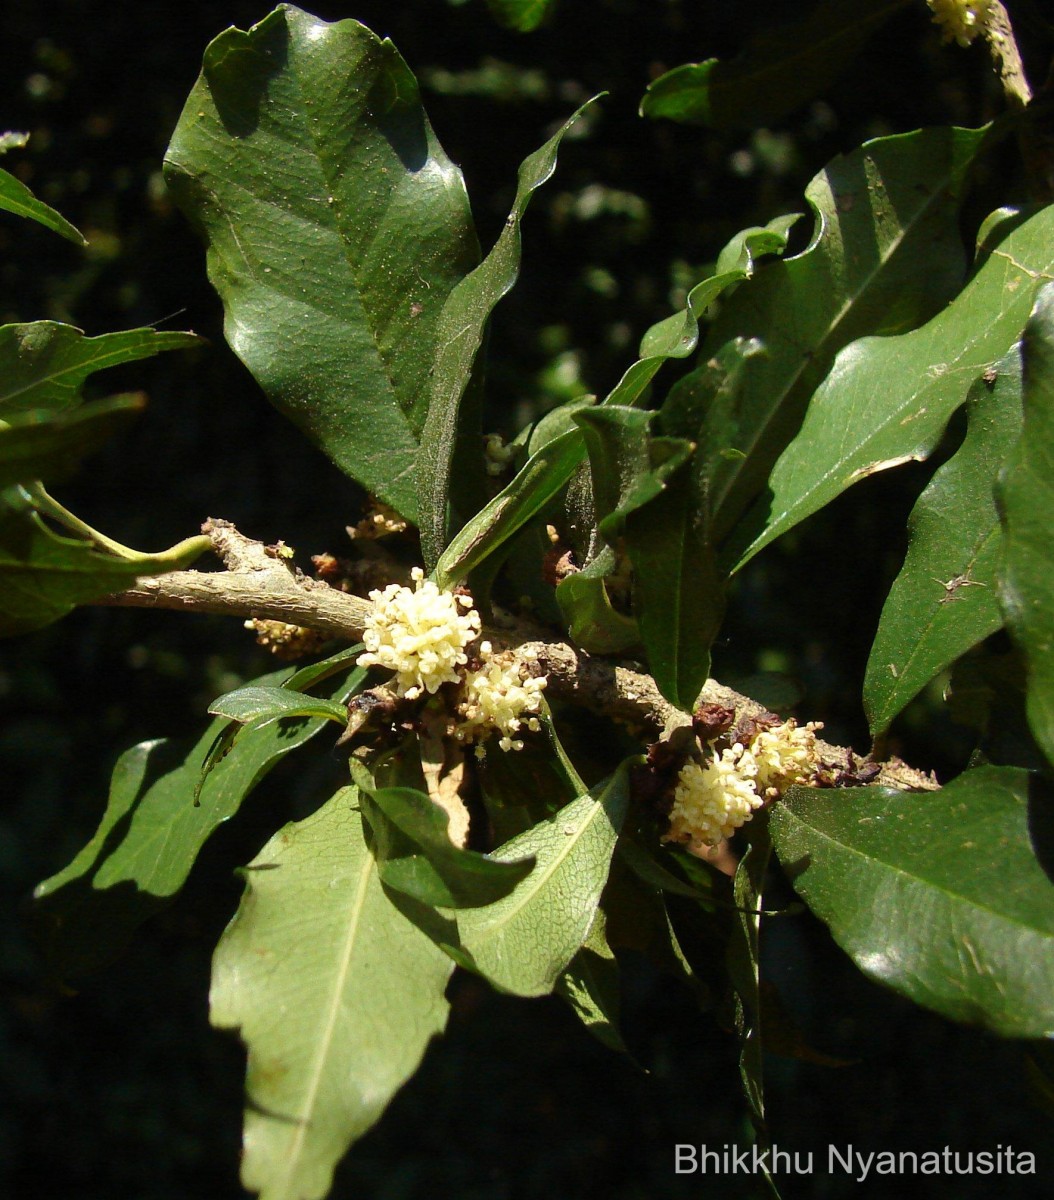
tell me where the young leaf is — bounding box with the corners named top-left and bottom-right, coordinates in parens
top-left (418, 100), bottom-right (597, 565)
top-left (733, 202), bottom-right (1054, 569)
top-left (164, 6), bottom-right (480, 523)
top-left (208, 685), bottom-right (349, 728)
top-left (212, 789), bottom-right (453, 1200)
top-left (452, 761), bottom-right (633, 996)
top-left (359, 784), bottom-right (535, 908)
top-left (999, 281), bottom-right (1054, 770)
top-left (864, 348), bottom-right (1022, 736)
top-left (641, 0), bottom-right (910, 131)
top-left (0, 488), bottom-right (207, 637)
top-left (0, 394), bottom-right (145, 490)
top-left (688, 125), bottom-right (989, 557)
top-left (33, 666), bottom-right (363, 975)
top-left (771, 767), bottom-right (1054, 1037)
top-left (0, 322), bottom-right (199, 418)
top-left (555, 548), bottom-right (640, 655)
top-left (0, 165), bottom-right (86, 244)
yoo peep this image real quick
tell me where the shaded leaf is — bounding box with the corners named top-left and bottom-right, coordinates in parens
top-left (641, 0), bottom-right (910, 131)
top-left (33, 666), bottom-right (364, 975)
top-left (0, 394), bottom-right (145, 490)
top-left (452, 761), bottom-right (633, 996)
top-left (213, 789), bottom-right (452, 1200)
top-left (0, 487), bottom-right (208, 638)
top-left (556, 906), bottom-right (629, 1056)
top-left (164, 6), bottom-right (480, 521)
top-left (771, 768), bottom-right (1054, 1036)
top-left (208, 684), bottom-right (349, 727)
top-left (0, 164), bottom-right (86, 243)
top-left (419, 100), bottom-right (596, 566)
top-left (0, 321), bottom-right (199, 418)
top-left (735, 201), bottom-right (1054, 568)
top-left (360, 784), bottom-right (535, 908)
top-left (999, 282), bottom-right (1054, 770)
top-left (864, 347), bottom-right (1022, 735)
top-left (555, 549), bottom-right (639, 655)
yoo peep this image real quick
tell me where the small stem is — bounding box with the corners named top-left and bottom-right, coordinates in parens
top-left (984, 1), bottom-right (1032, 109)
top-left (30, 484), bottom-right (145, 559)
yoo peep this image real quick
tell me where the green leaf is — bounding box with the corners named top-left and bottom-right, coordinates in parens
top-left (164, 6), bottom-right (480, 523)
top-left (771, 767), bottom-right (1054, 1036)
top-left (864, 348), bottom-right (1022, 735)
top-left (1000, 281), bottom-right (1054, 769)
top-left (688, 125), bottom-right (989, 559)
top-left (555, 549), bottom-right (639, 655)
top-left (360, 784), bottom-right (535, 908)
top-left (556, 906), bottom-right (629, 1055)
top-left (433, 427), bottom-right (584, 588)
top-left (641, 0), bottom-right (910, 131)
top-left (0, 488), bottom-right (208, 638)
top-left (0, 165), bottom-right (86, 244)
top-left (484, 0), bottom-right (558, 32)
top-left (212, 789), bottom-right (453, 1200)
top-left (285, 642), bottom-right (366, 692)
top-left (419, 103), bottom-right (596, 567)
top-left (208, 684), bottom-right (349, 727)
top-left (0, 322), bottom-right (200, 418)
top-left (735, 202), bottom-right (1054, 568)
top-left (452, 761), bottom-right (633, 996)
top-left (0, 394), bottom-right (145, 489)
top-left (33, 666), bottom-right (363, 975)
top-left (638, 215), bottom-right (800, 360)
top-left (625, 465), bottom-right (725, 712)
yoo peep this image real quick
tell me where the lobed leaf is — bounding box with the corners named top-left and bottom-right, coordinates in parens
top-left (641, 0), bottom-right (910, 131)
top-left (771, 767), bottom-right (1054, 1036)
top-left (452, 761), bottom-right (633, 996)
top-left (999, 281), bottom-right (1054, 769)
top-left (418, 99), bottom-right (597, 566)
top-left (864, 347), bottom-right (1022, 735)
top-left (0, 321), bottom-right (199, 418)
top-left (33, 665), bottom-right (364, 975)
top-left (213, 788), bottom-right (453, 1200)
top-left (164, 6), bottom-right (480, 522)
top-left (734, 202), bottom-right (1054, 569)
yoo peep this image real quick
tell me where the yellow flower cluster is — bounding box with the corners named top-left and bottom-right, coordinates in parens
top-left (358, 568), bottom-right (481, 700)
top-left (926, 0), bottom-right (992, 46)
top-left (664, 719), bottom-right (821, 849)
top-left (457, 642), bottom-right (547, 752)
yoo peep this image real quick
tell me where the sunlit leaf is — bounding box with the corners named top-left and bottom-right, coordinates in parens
top-left (452, 761), bottom-right (633, 996)
top-left (33, 666), bottom-right (364, 975)
top-left (864, 348), bottom-right (1022, 735)
top-left (165, 6), bottom-right (479, 522)
top-left (0, 164), bottom-right (86, 243)
top-left (213, 788), bottom-right (453, 1200)
top-left (208, 684), bottom-right (349, 727)
top-left (771, 768), bottom-right (1054, 1036)
top-left (999, 281), bottom-right (1054, 769)
top-left (735, 202), bottom-right (1054, 568)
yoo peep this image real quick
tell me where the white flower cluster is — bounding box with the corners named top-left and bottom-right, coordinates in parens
top-left (926, 0), bottom-right (991, 46)
top-left (457, 642), bottom-right (547, 752)
top-left (664, 719), bottom-right (821, 849)
top-left (357, 572), bottom-right (546, 751)
top-left (358, 568), bottom-right (481, 700)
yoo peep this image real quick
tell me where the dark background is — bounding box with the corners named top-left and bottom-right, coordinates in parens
top-left (3, 1), bottom-right (1054, 1197)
